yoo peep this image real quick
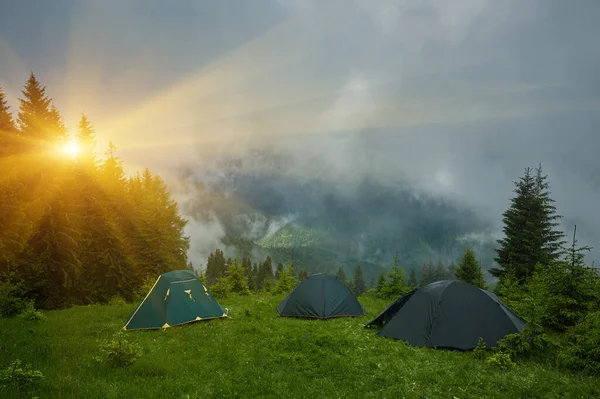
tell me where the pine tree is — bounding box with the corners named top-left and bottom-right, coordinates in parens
top-left (298, 268), bottom-right (308, 280)
top-left (533, 164), bottom-right (566, 264)
top-left (273, 264), bottom-right (298, 294)
top-left (16, 73), bottom-right (55, 150)
top-left (455, 249), bottom-right (487, 289)
top-left (492, 165), bottom-right (566, 283)
top-left (224, 258), bottom-right (250, 295)
top-left (275, 263), bottom-right (284, 279)
top-left (351, 264), bottom-right (366, 296)
top-left (76, 113), bottom-right (97, 168)
top-left (419, 262), bottom-right (436, 286)
top-left (256, 256), bottom-right (273, 290)
top-left (0, 87), bottom-right (18, 157)
top-left (407, 269), bottom-right (418, 288)
top-left (336, 266), bottom-right (348, 284)
top-left (375, 272), bottom-right (387, 295)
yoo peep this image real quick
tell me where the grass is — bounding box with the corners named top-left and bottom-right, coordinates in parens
top-left (1, 294), bottom-right (598, 398)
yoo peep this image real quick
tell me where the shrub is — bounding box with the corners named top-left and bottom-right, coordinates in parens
top-left (472, 337), bottom-right (488, 360)
top-left (18, 301), bottom-right (45, 321)
top-left (486, 352), bottom-right (516, 370)
top-left (0, 360), bottom-right (44, 389)
top-left (0, 281), bottom-right (27, 318)
top-left (273, 264), bottom-right (297, 295)
top-left (559, 311), bottom-right (600, 374)
top-left (95, 332), bottom-right (142, 368)
top-left (134, 276), bottom-right (157, 302)
top-left (210, 277), bottom-right (231, 299)
top-left (108, 295), bottom-right (127, 306)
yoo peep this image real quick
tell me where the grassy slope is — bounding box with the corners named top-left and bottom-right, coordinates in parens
top-left (1, 295), bottom-right (598, 399)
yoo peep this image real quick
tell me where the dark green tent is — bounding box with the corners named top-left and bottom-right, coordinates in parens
top-left (365, 280), bottom-right (526, 350)
top-left (123, 270), bottom-right (227, 331)
top-left (277, 274), bottom-right (365, 319)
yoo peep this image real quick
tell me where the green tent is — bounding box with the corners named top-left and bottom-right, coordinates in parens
top-left (123, 270), bottom-right (227, 331)
top-left (277, 274), bottom-right (366, 318)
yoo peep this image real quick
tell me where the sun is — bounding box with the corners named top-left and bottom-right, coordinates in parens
top-left (62, 142), bottom-right (80, 158)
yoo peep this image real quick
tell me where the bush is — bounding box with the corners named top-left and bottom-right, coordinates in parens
top-left (210, 276), bottom-right (231, 299)
top-left (497, 325), bottom-right (560, 360)
top-left (18, 301), bottom-right (45, 321)
top-left (273, 264), bottom-right (297, 295)
top-left (472, 337), bottom-right (489, 360)
top-left (0, 281), bottom-right (27, 318)
top-left (134, 276), bottom-right (157, 302)
top-left (108, 295), bottom-right (127, 306)
top-left (0, 360), bottom-right (44, 389)
top-left (486, 352), bottom-right (516, 370)
top-left (559, 311), bottom-right (600, 374)
top-left (95, 332), bottom-right (142, 368)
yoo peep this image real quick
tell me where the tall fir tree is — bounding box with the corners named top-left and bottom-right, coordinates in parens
top-left (16, 73), bottom-right (60, 150)
top-left (0, 87), bottom-right (18, 157)
top-left (256, 256), bottom-right (273, 290)
top-left (336, 266), bottom-right (347, 283)
top-left (76, 113), bottom-right (97, 168)
top-left (407, 268), bottom-right (418, 288)
top-left (298, 268), bottom-right (308, 281)
top-left (455, 249), bottom-right (487, 289)
top-left (351, 264), bottom-right (366, 296)
top-left (275, 262), bottom-right (284, 280)
top-left (492, 165), bottom-right (565, 283)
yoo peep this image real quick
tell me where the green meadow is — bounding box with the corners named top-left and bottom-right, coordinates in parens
top-left (1, 294), bottom-right (598, 399)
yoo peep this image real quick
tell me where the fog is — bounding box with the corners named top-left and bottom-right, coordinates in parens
top-left (2, 0), bottom-right (598, 269)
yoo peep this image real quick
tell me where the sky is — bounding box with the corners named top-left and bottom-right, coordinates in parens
top-left (1, 0), bottom-right (599, 265)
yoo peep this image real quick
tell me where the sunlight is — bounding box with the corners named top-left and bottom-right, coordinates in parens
top-left (62, 142), bottom-right (80, 159)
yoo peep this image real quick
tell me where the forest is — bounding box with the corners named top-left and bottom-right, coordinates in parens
top-left (0, 73), bottom-right (190, 310)
top-left (1, 73), bottom-right (600, 398)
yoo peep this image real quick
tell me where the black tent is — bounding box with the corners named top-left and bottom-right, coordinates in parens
top-left (365, 280), bottom-right (526, 350)
top-left (277, 274), bottom-right (366, 319)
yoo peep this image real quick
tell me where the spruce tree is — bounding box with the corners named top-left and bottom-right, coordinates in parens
top-left (336, 266), bottom-right (347, 283)
top-left (16, 73), bottom-right (54, 148)
top-left (375, 271), bottom-right (387, 295)
top-left (0, 87), bottom-right (17, 157)
top-left (492, 165), bottom-right (565, 283)
top-left (419, 262), bottom-right (436, 286)
top-left (455, 249), bottom-right (487, 289)
top-left (407, 269), bottom-right (418, 288)
top-left (76, 113), bottom-right (97, 168)
top-left (275, 263), bottom-right (284, 279)
top-left (298, 268), bottom-right (308, 280)
top-left (351, 264), bottom-right (366, 296)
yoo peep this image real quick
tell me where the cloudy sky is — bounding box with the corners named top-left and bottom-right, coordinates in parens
top-left (1, 0), bottom-right (599, 263)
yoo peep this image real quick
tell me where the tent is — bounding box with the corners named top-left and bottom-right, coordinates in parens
top-left (123, 270), bottom-right (227, 331)
top-left (277, 274), bottom-right (366, 318)
top-left (365, 280), bottom-right (526, 350)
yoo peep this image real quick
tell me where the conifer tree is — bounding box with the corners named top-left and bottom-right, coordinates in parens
top-left (492, 165), bottom-right (566, 283)
top-left (419, 262), bottom-right (436, 286)
top-left (407, 269), bottom-right (418, 288)
top-left (0, 87), bottom-right (17, 157)
top-left (76, 113), bottom-right (97, 168)
top-left (455, 249), bottom-right (487, 289)
top-left (224, 258), bottom-right (250, 295)
top-left (351, 264), bottom-right (366, 296)
top-left (375, 271), bottom-right (387, 295)
top-left (336, 266), bottom-right (348, 283)
top-left (275, 262), bottom-right (284, 279)
top-left (273, 264), bottom-right (298, 294)
top-left (16, 73), bottom-right (55, 149)
top-left (256, 256), bottom-right (273, 290)
top-left (298, 268), bottom-right (308, 280)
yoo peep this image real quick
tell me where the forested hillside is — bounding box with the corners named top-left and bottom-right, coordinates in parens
top-left (0, 74), bottom-right (190, 310)
top-left (178, 151), bottom-right (499, 283)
